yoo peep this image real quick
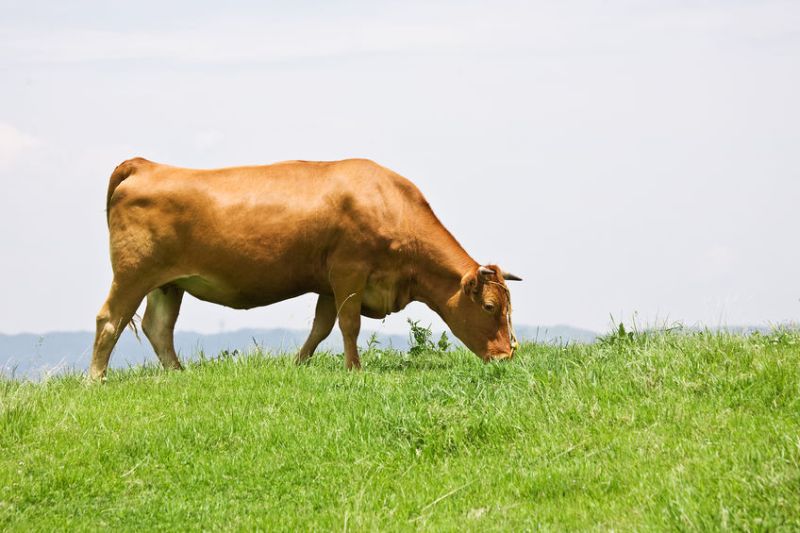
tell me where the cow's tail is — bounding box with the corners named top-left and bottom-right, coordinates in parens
top-left (105, 158), bottom-right (147, 339)
top-left (106, 157), bottom-right (146, 224)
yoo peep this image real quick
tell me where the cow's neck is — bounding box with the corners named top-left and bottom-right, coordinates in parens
top-left (410, 233), bottom-right (476, 325)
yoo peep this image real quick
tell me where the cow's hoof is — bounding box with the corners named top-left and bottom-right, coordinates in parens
top-left (86, 372), bottom-right (107, 384)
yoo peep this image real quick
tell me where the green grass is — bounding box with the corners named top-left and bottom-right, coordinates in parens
top-left (1, 329), bottom-right (799, 531)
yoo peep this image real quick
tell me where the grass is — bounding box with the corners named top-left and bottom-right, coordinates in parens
top-left (1, 328), bottom-right (799, 531)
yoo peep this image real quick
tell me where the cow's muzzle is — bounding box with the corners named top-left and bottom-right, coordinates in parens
top-left (485, 352), bottom-right (514, 362)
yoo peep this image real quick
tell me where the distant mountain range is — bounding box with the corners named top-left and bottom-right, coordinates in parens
top-left (1, 325), bottom-right (597, 380)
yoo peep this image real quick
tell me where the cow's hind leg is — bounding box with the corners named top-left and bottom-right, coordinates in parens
top-left (296, 294), bottom-right (336, 364)
top-left (90, 279), bottom-right (149, 381)
top-left (142, 284), bottom-right (185, 371)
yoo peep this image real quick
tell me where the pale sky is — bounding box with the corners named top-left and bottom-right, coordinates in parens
top-left (1, 0), bottom-right (798, 336)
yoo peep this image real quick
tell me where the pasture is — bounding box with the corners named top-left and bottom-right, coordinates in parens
top-left (1, 328), bottom-right (798, 530)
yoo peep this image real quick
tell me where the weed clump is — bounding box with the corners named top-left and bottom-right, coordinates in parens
top-left (407, 319), bottom-right (451, 356)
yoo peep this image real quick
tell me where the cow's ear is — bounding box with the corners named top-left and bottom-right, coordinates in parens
top-left (461, 270), bottom-right (479, 300)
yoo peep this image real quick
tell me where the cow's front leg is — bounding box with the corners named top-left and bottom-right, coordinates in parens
top-left (329, 271), bottom-right (366, 370)
top-left (330, 266), bottom-right (368, 370)
top-left (336, 290), bottom-right (363, 370)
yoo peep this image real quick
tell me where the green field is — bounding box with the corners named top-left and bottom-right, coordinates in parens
top-left (1, 328), bottom-right (799, 531)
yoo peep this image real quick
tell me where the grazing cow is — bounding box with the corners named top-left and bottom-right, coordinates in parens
top-left (91, 158), bottom-right (521, 380)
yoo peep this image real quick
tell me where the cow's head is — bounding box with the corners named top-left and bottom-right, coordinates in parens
top-left (450, 264), bottom-right (522, 361)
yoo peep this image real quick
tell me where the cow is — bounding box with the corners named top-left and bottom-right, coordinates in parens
top-left (91, 158), bottom-right (521, 380)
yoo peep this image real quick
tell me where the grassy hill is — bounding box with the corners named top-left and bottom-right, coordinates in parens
top-left (0, 324), bottom-right (598, 380)
top-left (1, 329), bottom-right (798, 530)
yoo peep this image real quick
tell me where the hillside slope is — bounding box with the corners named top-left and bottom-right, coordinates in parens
top-left (1, 331), bottom-right (798, 530)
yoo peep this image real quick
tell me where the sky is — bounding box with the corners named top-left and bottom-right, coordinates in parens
top-left (0, 0), bottom-right (798, 336)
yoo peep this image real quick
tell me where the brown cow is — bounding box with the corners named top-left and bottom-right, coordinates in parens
top-left (91, 158), bottom-right (521, 380)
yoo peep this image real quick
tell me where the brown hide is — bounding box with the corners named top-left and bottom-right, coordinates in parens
top-left (90, 158), bottom-right (519, 379)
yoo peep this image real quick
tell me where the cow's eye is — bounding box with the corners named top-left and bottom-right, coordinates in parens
top-left (483, 303), bottom-right (495, 313)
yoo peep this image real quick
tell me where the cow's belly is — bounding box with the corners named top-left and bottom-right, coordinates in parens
top-left (172, 274), bottom-right (308, 310)
top-left (167, 225), bottom-right (328, 308)
top-left (173, 271), bottom-right (410, 317)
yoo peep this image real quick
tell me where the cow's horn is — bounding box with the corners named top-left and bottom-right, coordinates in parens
top-left (502, 271), bottom-right (522, 281)
top-left (478, 266), bottom-right (495, 278)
